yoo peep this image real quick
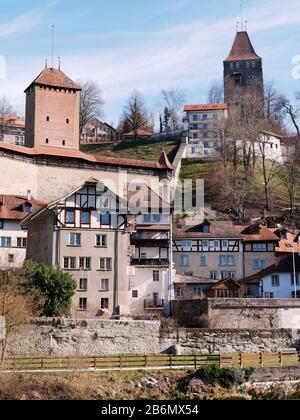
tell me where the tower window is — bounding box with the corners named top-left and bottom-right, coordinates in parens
top-left (66, 119), bottom-right (69, 124)
top-left (45, 139), bottom-right (49, 144)
top-left (62, 140), bottom-right (66, 146)
top-left (46, 116), bottom-right (50, 121)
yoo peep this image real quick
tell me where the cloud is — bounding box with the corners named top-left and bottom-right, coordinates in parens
top-left (0, 2), bottom-right (55, 38)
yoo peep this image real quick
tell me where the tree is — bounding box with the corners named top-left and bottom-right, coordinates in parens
top-left (120, 91), bottom-right (150, 140)
top-left (78, 80), bottom-right (104, 136)
top-left (207, 80), bottom-right (224, 104)
top-left (279, 138), bottom-right (300, 213)
top-left (276, 95), bottom-right (300, 136)
top-left (161, 87), bottom-right (185, 131)
top-left (26, 261), bottom-right (76, 317)
top-left (0, 96), bottom-right (14, 137)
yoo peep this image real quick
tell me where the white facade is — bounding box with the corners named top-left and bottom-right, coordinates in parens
top-left (0, 220), bottom-right (27, 268)
top-left (260, 272), bottom-right (300, 299)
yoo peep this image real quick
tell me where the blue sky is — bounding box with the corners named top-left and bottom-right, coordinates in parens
top-left (0, 0), bottom-right (299, 125)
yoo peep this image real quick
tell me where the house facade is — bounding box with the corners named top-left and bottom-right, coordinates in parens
top-left (0, 193), bottom-right (45, 268)
top-left (81, 119), bottom-right (119, 144)
top-left (183, 104), bottom-right (228, 158)
top-left (0, 116), bottom-right (25, 146)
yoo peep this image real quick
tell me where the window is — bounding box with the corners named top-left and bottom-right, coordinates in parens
top-left (222, 240), bottom-right (229, 250)
top-left (8, 254), bottom-right (14, 263)
top-left (200, 256), bottom-right (206, 266)
top-left (81, 211), bottom-right (90, 225)
top-left (100, 213), bottom-right (110, 226)
top-left (79, 257), bottom-right (91, 270)
top-left (291, 274), bottom-right (300, 286)
top-left (202, 115), bottom-right (208, 120)
top-left (253, 260), bottom-right (267, 270)
top-left (264, 292), bottom-right (274, 299)
top-left (68, 233), bottom-right (81, 246)
top-left (153, 271), bottom-right (160, 282)
top-left (17, 237), bottom-right (27, 248)
top-left (96, 234), bottom-right (107, 247)
top-left (101, 298), bottom-right (109, 310)
top-left (79, 278), bottom-right (88, 291)
top-left (292, 291), bottom-right (300, 299)
top-left (180, 255), bottom-right (189, 267)
top-left (181, 240), bottom-right (192, 250)
top-left (252, 243), bottom-right (267, 252)
top-left (143, 214), bottom-right (151, 223)
top-left (213, 240), bottom-right (220, 251)
top-left (221, 271), bottom-right (235, 280)
top-left (219, 256), bottom-right (235, 266)
top-left (192, 115), bottom-right (198, 121)
top-left (23, 203), bottom-right (31, 213)
top-left (79, 297), bottom-right (87, 311)
top-left (99, 258), bottom-right (112, 271)
top-left (0, 220), bottom-right (3, 229)
top-left (100, 278), bottom-right (109, 291)
top-left (0, 237), bottom-right (11, 247)
top-left (193, 133), bottom-right (198, 139)
top-left (202, 240), bottom-right (209, 250)
top-left (132, 290), bottom-right (138, 298)
top-left (66, 210), bottom-right (75, 224)
top-left (153, 215), bottom-right (161, 223)
top-left (272, 275), bottom-right (280, 287)
top-left (210, 272), bottom-right (218, 280)
top-left (64, 257), bottom-right (76, 270)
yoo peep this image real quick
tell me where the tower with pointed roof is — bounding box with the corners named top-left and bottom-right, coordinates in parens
top-left (24, 66), bottom-right (81, 150)
top-left (224, 31), bottom-right (264, 106)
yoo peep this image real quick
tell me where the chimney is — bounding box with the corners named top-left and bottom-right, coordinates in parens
top-left (27, 189), bottom-right (32, 202)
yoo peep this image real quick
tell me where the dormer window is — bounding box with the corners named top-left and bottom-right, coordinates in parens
top-left (23, 203), bottom-right (31, 213)
top-left (199, 221), bottom-right (210, 233)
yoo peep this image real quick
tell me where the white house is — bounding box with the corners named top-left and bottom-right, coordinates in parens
top-left (241, 254), bottom-right (300, 299)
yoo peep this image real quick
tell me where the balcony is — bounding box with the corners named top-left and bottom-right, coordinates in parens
top-left (130, 237), bottom-right (170, 248)
top-left (131, 258), bottom-right (169, 267)
top-left (144, 299), bottom-right (165, 310)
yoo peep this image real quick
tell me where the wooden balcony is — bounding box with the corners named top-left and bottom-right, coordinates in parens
top-left (144, 299), bottom-right (164, 309)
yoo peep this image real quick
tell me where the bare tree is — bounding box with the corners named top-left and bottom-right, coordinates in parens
top-left (0, 96), bottom-right (14, 137)
top-left (276, 95), bottom-right (300, 136)
top-left (78, 80), bottom-right (104, 136)
top-left (120, 91), bottom-right (150, 140)
top-left (207, 80), bottom-right (224, 104)
top-left (161, 87), bottom-right (185, 131)
top-left (279, 138), bottom-right (300, 213)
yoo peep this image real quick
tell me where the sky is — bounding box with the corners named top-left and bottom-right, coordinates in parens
top-left (0, 0), bottom-right (299, 126)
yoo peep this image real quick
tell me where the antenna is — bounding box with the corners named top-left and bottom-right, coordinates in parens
top-left (58, 56), bottom-right (61, 70)
top-left (245, 20), bottom-right (248, 31)
top-left (240, 4), bottom-right (244, 31)
top-left (51, 25), bottom-right (55, 68)
top-left (236, 21), bottom-right (240, 32)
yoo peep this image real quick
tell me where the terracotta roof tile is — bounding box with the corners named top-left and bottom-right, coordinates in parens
top-left (0, 195), bottom-right (46, 221)
top-left (173, 221), bottom-right (242, 239)
top-left (25, 68), bottom-right (81, 92)
top-left (235, 225), bottom-right (279, 242)
top-left (224, 31), bottom-right (261, 62)
top-left (124, 128), bottom-right (153, 137)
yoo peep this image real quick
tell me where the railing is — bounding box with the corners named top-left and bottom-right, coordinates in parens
top-left (131, 259), bottom-right (169, 267)
top-left (144, 299), bottom-right (165, 309)
top-left (130, 238), bottom-right (170, 248)
top-left (1, 351), bottom-right (300, 373)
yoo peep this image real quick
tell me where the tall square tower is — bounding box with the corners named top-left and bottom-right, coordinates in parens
top-left (25, 67), bottom-right (81, 150)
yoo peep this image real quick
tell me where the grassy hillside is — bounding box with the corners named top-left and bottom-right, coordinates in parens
top-left (80, 139), bottom-right (180, 163)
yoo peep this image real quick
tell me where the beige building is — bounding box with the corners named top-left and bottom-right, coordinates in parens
top-left (81, 119), bottom-right (119, 144)
top-left (0, 116), bottom-right (25, 146)
top-left (24, 66), bottom-right (81, 150)
top-left (172, 220), bottom-right (244, 299)
top-left (23, 179), bottom-right (173, 319)
top-left (0, 193), bottom-right (44, 268)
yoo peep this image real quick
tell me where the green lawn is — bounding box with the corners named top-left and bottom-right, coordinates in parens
top-left (80, 139), bottom-right (180, 163)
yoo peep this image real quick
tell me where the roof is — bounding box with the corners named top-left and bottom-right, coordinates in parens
top-left (235, 224), bottom-right (279, 242)
top-left (270, 228), bottom-right (299, 254)
top-left (184, 104), bottom-right (228, 112)
top-left (174, 274), bottom-right (217, 285)
top-left (240, 254), bottom-right (300, 285)
top-left (25, 67), bottom-right (81, 92)
top-left (0, 195), bottom-right (46, 221)
top-left (173, 220), bottom-right (243, 239)
top-left (205, 278), bottom-right (241, 292)
top-left (124, 128), bottom-right (153, 137)
top-left (0, 142), bottom-right (173, 172)
top-left (0, 116), bottom-right (25, 127)
top-left (224, 31), bottom-right (261, 62)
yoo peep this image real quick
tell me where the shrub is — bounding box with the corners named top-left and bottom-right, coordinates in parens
top-left (195, 365), bottom-right (245, 389)
top-left (25, 260), bottom-right (76, 316)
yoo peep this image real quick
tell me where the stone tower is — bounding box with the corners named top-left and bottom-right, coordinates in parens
top-left (224, 31), bottom-right (264, 105)
top-left (24, 67), bottom-right (81, 150)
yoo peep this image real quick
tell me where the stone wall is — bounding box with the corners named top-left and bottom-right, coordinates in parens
top-left (172, 299), bottom-right (300, 329)
top-left (5, 318), bottom-right (300, 356)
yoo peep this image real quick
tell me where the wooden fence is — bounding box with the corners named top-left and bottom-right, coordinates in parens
top-left (1, 351), bottom-right (300, 373)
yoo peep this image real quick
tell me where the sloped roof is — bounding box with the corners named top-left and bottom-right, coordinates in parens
top-left (173, 221), bottom-right (243, 239)
top-left (224, 31), bottom-right (261, 62)
top-left (235, 224), bottom-right (279, 242)
top-left (1, 116), bottom-right (25, 127)
top-left (124, 128), bottom-right (153, 137)
top-left (25, 67), bottom-right (81, 92)
top-left (184, 104), bottom-right (228, 112)
top-left (0, 143), bottom-right (173, 171)
top-left (0, 195), bottom-right (46, 221)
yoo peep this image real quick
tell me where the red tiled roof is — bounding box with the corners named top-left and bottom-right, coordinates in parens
top-left (124, 128), bottom-right (153, 137)
top-left (235, 225), bottom-right (279, 242)
top-left (1, 116), bottom-right (25, 127)
top-left (0, 142), bottom-right (173, 171)
top-left (25, 67), bottom-right (81, 92)
top-left (224, 31), bottom-right (261, 62)
top-left (0, 195), bottom-right (46, 221)
top-left (184, 104), bottom-right (228, 112)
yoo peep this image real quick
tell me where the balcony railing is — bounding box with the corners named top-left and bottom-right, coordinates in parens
top-left (130, 238), bottom-right (170, 248)
top-left (131, 259), bottom-right (169, 267)
top-left (144, 299), bottom-right (165, 309)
